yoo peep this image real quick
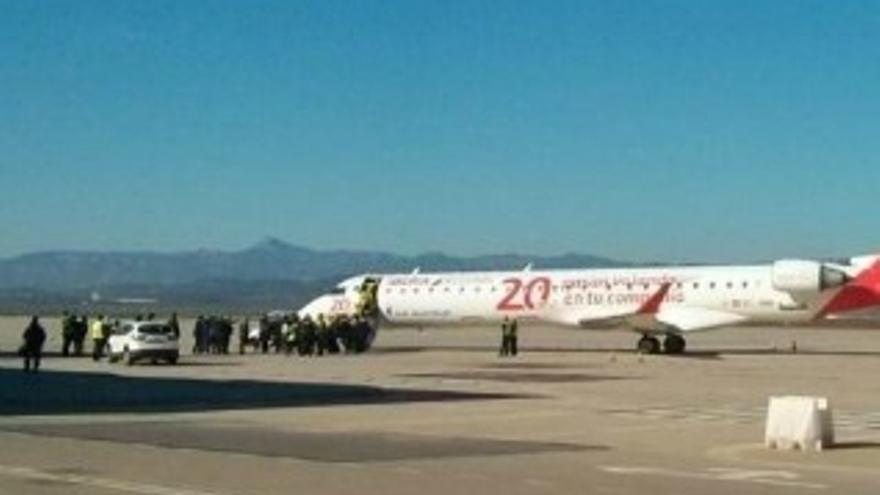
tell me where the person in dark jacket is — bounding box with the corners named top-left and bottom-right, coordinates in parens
top-left (60, 311), bottom-right (75, 356)
top-left (168, 313), bottom-right (181, 339)
top-left (238, 318), bottom-right (250, 355)
top-left (193, 316), bottom-right (207, 354)
top-left (21, 316), bottom-right (47, 373)
top-left (73, 315), bottom-right (88, 356)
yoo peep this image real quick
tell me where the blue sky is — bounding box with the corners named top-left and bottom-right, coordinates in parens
top-left (1, 0), bottom-right (878, 262)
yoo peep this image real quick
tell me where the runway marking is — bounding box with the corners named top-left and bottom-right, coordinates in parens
top-left (598, 465), bottom-right (827, 490)
top-left (0, 464), bottom-right (229, 495)
top-left (605, 405), bottom-right (880, 433)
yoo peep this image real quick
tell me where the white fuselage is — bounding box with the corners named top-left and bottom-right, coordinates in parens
top-left (377, 265), bottom-right (813, 330)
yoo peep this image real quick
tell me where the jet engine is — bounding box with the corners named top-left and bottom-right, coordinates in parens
top-left (771, 259), bottom-right (850, 293)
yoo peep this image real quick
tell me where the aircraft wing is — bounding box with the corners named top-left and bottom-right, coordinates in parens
top-left (572, 283), bottom-right (746, 332)
top-left (653, 306), bottom-right (747, 332)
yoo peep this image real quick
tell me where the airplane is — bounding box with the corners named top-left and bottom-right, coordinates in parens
top-left (298, 254), bottom-right (880, 354)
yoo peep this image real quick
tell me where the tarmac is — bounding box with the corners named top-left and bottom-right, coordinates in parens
top-left (1, 315), bottom-right (880, 494)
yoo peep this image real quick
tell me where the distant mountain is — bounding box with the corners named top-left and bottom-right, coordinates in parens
top-left (0, 237), bottom-right (630, 291)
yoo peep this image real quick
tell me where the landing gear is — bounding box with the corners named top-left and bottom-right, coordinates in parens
top-left (637, 335), bottom-right (661, 354)
top-left (636, 334), bottom-right (687, 354)
top-left (663, 334), bottom-right (686, 354)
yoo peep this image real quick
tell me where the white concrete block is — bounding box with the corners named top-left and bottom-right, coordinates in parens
top-left (765, 396), bottom-right (834, 451)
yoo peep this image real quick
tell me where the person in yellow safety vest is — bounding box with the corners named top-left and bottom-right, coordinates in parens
top-left (357, 280), bottom-right (377, 317)
top-left (91, 315), bottom-right (107, 361)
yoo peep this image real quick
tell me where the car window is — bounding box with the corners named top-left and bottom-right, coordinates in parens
top-left (139, 324), bottom-right (172, 335)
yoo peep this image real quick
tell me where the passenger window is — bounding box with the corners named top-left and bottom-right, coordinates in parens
top-left (709, 282), bottom-right (716, 289)
top-left (726, 282), bottom-right (733, 289)
top-left (693, 283), bottom-right (699, 289)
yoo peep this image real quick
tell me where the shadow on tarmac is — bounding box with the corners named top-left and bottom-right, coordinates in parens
top-left (400, 371), bottom-right (632, 384)
top-left (0, 367), bottom-right (529, 416)
top-left (374, 345), bottom-right (880, 359)
top-left (2, 421), bottom-right (605, 462)
top-left (831, 441), bottom-right (880, 450)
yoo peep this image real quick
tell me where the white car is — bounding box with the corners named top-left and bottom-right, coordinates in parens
top-left (108, 321), bottom-right (180, 365)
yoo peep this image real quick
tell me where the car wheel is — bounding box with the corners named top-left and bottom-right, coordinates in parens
top-left (167, 355), bottom-right (178, 365)
top-left (124, 348), bottom-right (134, 366)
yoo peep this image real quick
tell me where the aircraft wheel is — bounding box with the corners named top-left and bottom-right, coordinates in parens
top-left (663, 334), bottom-right (686, 354)
top-left (637, 335), bottom-right (661, 354)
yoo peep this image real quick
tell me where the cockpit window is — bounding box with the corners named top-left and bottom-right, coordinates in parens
top-left (328, 287), bottom-right (346, 295)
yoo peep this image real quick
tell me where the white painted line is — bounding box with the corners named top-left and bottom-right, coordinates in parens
top-left (0, 464), bottom-right (229, 495)
top-left (598, 465), bottom-right (827, 490)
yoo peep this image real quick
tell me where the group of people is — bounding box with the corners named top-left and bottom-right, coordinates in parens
top-left (192, 315), bottom-right (234, 355)
top-left (240, 313), bottom-right (373, 356)
top-left (15, 309), bottom-right (518, 373)
top-left (59, 312), bottom-right (90, 357)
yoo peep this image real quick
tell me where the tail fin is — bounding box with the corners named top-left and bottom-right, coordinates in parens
top-left (816, 257), bottom-right (880, 318)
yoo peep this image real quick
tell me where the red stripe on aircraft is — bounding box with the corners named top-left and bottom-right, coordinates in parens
top-left (817, 259), bottom-right (880, 318)
top-left (638, 283), bottom-right (672, 314)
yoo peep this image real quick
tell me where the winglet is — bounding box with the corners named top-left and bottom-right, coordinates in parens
top-left (638, 283), bottom-right (672, 314)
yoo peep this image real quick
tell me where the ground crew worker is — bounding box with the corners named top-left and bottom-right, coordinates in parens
top-left (91, 315), bottom-right (107, 361)
top-left (21, 316), bottom-right (46, 373)
top-left (499, 316), bottom-right (511, 356)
